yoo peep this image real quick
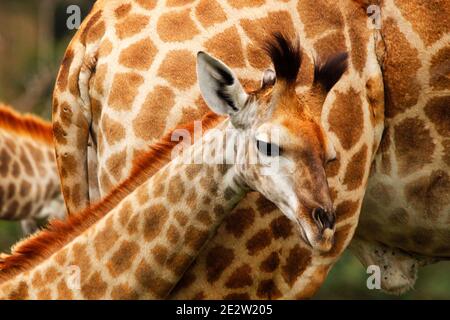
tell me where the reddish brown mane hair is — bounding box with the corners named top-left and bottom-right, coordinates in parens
top-left (0, 112), bottom-right (223, 283)
top-left (0, 103), bottom-right (54, 145)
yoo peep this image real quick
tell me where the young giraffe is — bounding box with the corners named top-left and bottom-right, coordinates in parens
top-left (0, 104), bottom-right (66, 235)
top-left (348, 0), bottom-right (450, 294)
top-left (0, 44), bottom-right (338, 299)
top-left (52, 0), bottom-right (384, 298)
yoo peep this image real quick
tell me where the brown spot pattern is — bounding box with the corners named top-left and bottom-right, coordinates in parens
top-left (346, 5), bottom-right (369, 74)
top-left (111, 284), bottom-right (138, 300)
top-left (157, 9), bottom-right (199, 42)
top-left (430, 47), bottom-right (450, 90)
top-left (135, 259), bottom-right (172, 298)
top-left (394, 0), bottom-right (450, 46)
top-left (335, 199), bottom-right (360, 224)
top-left (108, 72), bottom-right (144, 111)
top-left (167, 174), bottom-right (185, 204)
top-left (56, 49), bottom-right (74, 92)
top-left (204, 27), bottom-right (245, 68)
top-left (225, 264), bottom-right (253, 289)
top-left (297, 0), bottom-right (343, 38)
top-left (57, 281), bottom-right (74, 300)
top-left (224, 208), bottom-right (255, 238)
top-left (115, 3), bottom-right (132, 19)
top-left (246, 229), bottom-right (272, 256)
top-left (394, 117), bottom-right (435, 176)
top-left (0, 149), bottom-right (10, 177)
top-left (81, 272), bottom-right (107, 299)
top-left (424, 96), bottom-right (450, 137)
top-left (143, 204), bottom-right (169, 241)
top-left (270, 216), bottom-right (293, 239)
top-left (260, 252), bottom-right (280, 273)
top-left (343, 145), bottom-right (368, 191)
top-left (314, 32), bottom-right (347, 60)
top-left (133, 86), bottom-right (173, 140)
top-left (94, 221), bottom-right (119, 260)
top-left (115, 14), bottom-right (149, 39)
top-left (228, 0), bottom-right (265, 8)
top-left (8, 281), bottom-right (29, 300)
top-left (328, 87), bottom-right (364, 150)
top-left (158, 50), bottom-right (196, 89)
top-left (382, 18), bottom-right (421, 117)
top-left (195, 0), bottom-right (227, 28)
top-left (255, 194), bottom-right (278, 216)
top-left (106, 150), bottom-right (127, 181)
top-left (281, 245), bottom-right (311, 287)
top-left (119, 38), bottom-right (157, 70)
top-left (257, 279), bottom-right (282, 299)
top-left (184, 226), bottom-right (209, 250)
top-left (241, 10), bottom-right (295, 49)
top-left (108, 240), bottom-right (140, 277)
top-left (206, 245), bottom-right (234, 283)
top-left (134, 0), bottom-right (157, 10)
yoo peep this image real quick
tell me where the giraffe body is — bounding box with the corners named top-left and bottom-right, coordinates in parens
top-left (0, 104), bottom-right (66, 235)
top-left (348, 0), bottom-right (450, 294)
top-left (52, 0), bottom-right (384, 298)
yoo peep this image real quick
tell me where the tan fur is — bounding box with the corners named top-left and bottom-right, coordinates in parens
top-left (0, 104), bottom-right (53, 146)
top-left (350, 0), bottom-right (450, 294)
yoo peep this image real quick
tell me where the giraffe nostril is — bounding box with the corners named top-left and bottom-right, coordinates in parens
top-left (313, 207), bottom-right (335, 230)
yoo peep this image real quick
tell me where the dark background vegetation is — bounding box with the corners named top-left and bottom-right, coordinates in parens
top-left (0, 0), bottom-right (448, 299)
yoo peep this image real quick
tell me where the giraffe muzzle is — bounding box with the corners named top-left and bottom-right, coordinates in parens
top-left (313, 207), bottom-right (335, 230)
top-left (311, 207), bottom-right (336, 252)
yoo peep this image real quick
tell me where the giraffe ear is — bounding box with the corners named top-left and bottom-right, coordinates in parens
top-left (314, 52), bottom-right (349, 92)
top-left (197, 51), bottom-right (248, 116)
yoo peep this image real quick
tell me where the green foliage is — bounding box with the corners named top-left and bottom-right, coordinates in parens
top-left (0, 221), bottom-right (23, 254)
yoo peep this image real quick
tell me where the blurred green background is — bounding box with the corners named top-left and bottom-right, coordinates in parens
top-left (0, 0), bottom-right (93, 118)
top-left (0, 0), bottom-right (448, 299)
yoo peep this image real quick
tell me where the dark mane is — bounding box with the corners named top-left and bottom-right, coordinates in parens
top-left (0, 103), bottom-right (54, 145)
top-left (263, 33), bottom-right (302, 85)
top-left (314, 52), bottom-right (349, 91)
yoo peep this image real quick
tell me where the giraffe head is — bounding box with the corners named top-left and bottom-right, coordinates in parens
top-left (197, 34), bottom-right (347, 252)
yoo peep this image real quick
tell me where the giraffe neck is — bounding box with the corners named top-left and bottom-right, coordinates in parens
top-left (0, 106), bottom-right (65, 228)
top-left (0, 118), bottom-right (250, 299)
top-left (129, 120), bottom-right (249, 297)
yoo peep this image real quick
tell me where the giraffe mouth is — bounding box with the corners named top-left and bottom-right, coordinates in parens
top-left (295, 219), bottom-right (335, 253)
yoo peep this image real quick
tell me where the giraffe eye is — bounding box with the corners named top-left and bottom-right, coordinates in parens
top-left (256, 140), bottom-right (280, 157)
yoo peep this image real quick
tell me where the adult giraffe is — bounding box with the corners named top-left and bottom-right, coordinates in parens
top-left (52, 0), bottom-right (384, 298)
top-left (0, 104), bottom-right (66, 235)
top-left (53, 0), bottom-right (449, 297)
top-left (349, 0), bottom-right (450, 293)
